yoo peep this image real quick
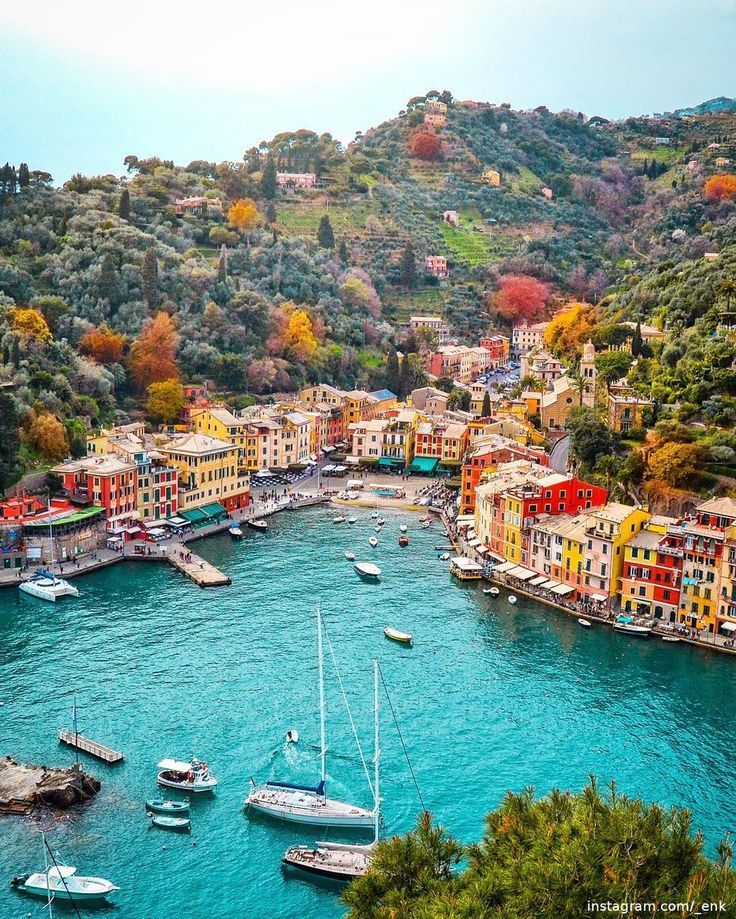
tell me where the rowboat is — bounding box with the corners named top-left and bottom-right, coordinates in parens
top-left (333, 516), bottom-right (347, 524)
top-left (354, 562), bottom-right (381, 580)
top-left (508, 595), bottom-right (517, 605)
top-left (344, 551), bottom-right (356, 561)
top-left (384, 627), bottom-right (412, 644)
top-left (483, 587), bottom-right (500, 597)
top-left (149, 814), bottom-right (191, 831)
top-left (398, 535), bottom-right (409, 547)
top-left (578, 618), bottom-right (592, 628)
top-left (145, 798), bottom-right (190, 814)
top-left (369, 536), bottom-right (378, 548)
top-left (348, 517), bottom-right (357, 524)
top-left (374, 525), bottom-right (381, 532)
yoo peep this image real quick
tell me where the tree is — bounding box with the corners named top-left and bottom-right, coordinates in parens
top-left (18, 163), bottom-right (30, 189)
top-left (80, 325), bottom-right (127, 364)
top-left (317, 214), bottom-right (335, 249)
top-left (261, 156), bottom-right (277, 199)
top-left (32, 296), bottom-right (69, 334)
top-left (338, 240), bottom-right (349, 264)
top-left (23, 409), bottom-right (69, 463)
top-left (265, 202), bottom-right (277, 225)
top-left (12, 308), bottom-right (52, 343)
top-left (481, 390), bottom-right (491, 417)
top-left (448, 387), bottom-right (471, 411)
top-left (398, 353), bottom-right (412, 398)
top-left (569, 407), bottom-right (614, 470)
top-left (214, 353), bottom-right (247, 391)
top-left (490, 275), bottom-right (549, 323)
top-left (648, 441), bottom-right (702, 486)
top-left (594, 350), bottom-right (633, 390)
top-left (284, 309), bottom-right (319, 361)
top-left (399, 242), bottom-right (417, 289)
top-left (408, 130), bottom-right (442, 161)
top-left (146, 379), bottom-right (185, 424)
top-left (141, 246), bottom-right (159, 308)
top-left (631, 320), bottom-right (644, 357)
top-left (385, 347), bottom-right (400, 394)
top-left (118, 188), bottom-right (130, 220)
top-left (704, 174), bottom-right (736, 202)
top-left (0, 391), bottom-right (20, 492)
top-left (128, 311), bottom-right (179, 391)
top-left (344, 779), bottom-right (736, 919)
top-left (228, 198), bottom-right (260, 233)
top-left (544, 302), bottom-right (599, 359)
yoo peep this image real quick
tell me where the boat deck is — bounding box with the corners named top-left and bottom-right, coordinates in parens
top-left (58, 731), bottom-right (124, 763)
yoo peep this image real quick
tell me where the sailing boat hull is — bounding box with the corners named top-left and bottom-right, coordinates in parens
top-left (245, 787), bottom-right (374, 827)
top-left (282, 846), bottom-right (372, 881)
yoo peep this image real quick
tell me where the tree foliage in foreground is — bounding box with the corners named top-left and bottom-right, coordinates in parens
top-left (344, 779), bottom-right (736, 919)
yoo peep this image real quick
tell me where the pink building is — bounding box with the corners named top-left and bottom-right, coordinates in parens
top-left (174, 197), bottom-right (224, 217)
top-left (424, 113), bottom-right (446, 127)
top-left (425, 255), bottom-right (448, 278)
top-left (276, 173), bottom-right (317, 189)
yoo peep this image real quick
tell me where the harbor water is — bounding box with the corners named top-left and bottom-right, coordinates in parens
top-left (1, 505), bottom-right (735, 918)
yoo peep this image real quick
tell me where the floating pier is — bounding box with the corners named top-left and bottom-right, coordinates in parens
top-left (168, 549), bottom-right (231, 587)
top-left (58, 731), bottom-right (124, 764)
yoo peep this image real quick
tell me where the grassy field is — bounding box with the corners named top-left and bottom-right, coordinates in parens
top-left (441, 223), bottom-right (491, 265)
top-left (383, 286), bottom-right (447, 323)
top-left (630, 144), bottom-right (688, 165)
top-left (275, 196), bottom-right (379, 237)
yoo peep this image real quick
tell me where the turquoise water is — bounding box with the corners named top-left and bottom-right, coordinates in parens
top-left (1, 505), bottom-right (735, 918)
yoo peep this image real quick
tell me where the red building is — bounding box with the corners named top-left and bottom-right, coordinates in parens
top-left (621, 517), bottom-right (683, 621)
top-left (479, 335), bottom-right (510, 363)
top-left (461, 438), bottom-right (549, 513)
top-left (52, 454), bottom-right (138, 535)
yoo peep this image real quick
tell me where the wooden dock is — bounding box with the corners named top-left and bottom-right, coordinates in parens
top-left (58, 731), bottom-right (124, 764)
top-left (168, 548), bottom-right (231, 587)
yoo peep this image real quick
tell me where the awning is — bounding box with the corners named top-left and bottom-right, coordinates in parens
top-left (199, 502), bottom-right (228, 519)
top-left (551, 583), bottom-right (575, 596)
top-left (508, 566), bottom-right (536, 581)
top-left (467, 538), bottom-right (481, 548)
top-left (322, 445), bottom-right (336, 453)
top-left (476, 546), bottom-right (488, 555)
top-left (450, 556), bottom-right (483, 573)
top-left (591, 593), bottom-right (608, 603)
top-left (529, 575), bottom-right (549, 586)
top-left (493, 561), bottom-right (517, 573)
top-left (408, 456), bottom-right (439, 474)
top-left (720, 621), bottom-right (736, 633)
top-left (377, 456), bottom-right (404, 467)
top-left (322, 464), bottom-right (336, 473)
top-left (540, 579), bottom-right (561, 589)
top-left (456, 515), bottom-right (475, 526)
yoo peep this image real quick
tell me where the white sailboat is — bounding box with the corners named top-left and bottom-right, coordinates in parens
top-left (245, 608), bottom-right (374, 828)
top-left (283, 660), bottom-right (381, 880)
top-left (19, 569), bottom-right (79, 602)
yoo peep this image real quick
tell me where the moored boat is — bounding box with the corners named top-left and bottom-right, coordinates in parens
top-left (376, 518), bottom-right (386, 526)
top-left (12, 866), bottom-right (119, 903)
top-left (157, 757), bottom-right (217, 792)
top-left (369, 536), bottom-right (378, 548)
top-left (247, 518), bottom-right (268, 531)
top-left (348, 517), bottom-right (357, 524)
top-left (149, 814), bottom-right (191, 831)
top-left (344, 551), bottom-right (356, 561)
top-left (384, 626), bottom-right (412, 644)
top-left (438, 552), bottom-right (450, 561)
top-left (420, 521), bottom-right (431, 529)
top-left (613, 615), bottom-right (652, 637)
top-left (661, 635), bottom-right (681, 643)
top-left (18, 570), bottom-right (79, 603)
top-left (508, 595), bottom-right (517, 605)
top-left (578, 618), bottom-right (592, 628)
top-left (354, 562), bottom-right (381, 580)
top-left (333, 516), bottom-right (347, 524)
top-left (399, 524), bottom-right (408, 533)
top-left (483, 587), bottom-right (500, 596)
top-left (145, 798), bottom-right (190, 814)
top-left (229, 524), bottom-right (244, 540)
top-left (398, 535), bottom-right (409, 547)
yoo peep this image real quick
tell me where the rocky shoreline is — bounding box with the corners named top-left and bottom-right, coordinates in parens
top-left (0, 756), bottom-right (100, 815)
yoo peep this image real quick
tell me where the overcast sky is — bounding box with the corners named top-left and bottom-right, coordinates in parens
top-left (2, 0), bottom-right (735, 181)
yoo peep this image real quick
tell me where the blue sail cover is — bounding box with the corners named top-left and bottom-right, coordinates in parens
top-left (267, 779), bottom-right (326, 796)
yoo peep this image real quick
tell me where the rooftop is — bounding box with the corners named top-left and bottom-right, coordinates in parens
top-left (160, 433), bottom-right (235, 456)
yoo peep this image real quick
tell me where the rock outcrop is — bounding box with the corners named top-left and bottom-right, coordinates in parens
top-left (0, 756), bottom-right (100, 815)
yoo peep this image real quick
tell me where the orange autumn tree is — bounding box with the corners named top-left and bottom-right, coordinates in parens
top-left (409, 130), bottom-right (442, 161)
top-left (146, 379), bottom-right (185, 424)
top-left (127, 311), bottom-right (179, 391)
top-left (228, 198), bottom-right (261, 233)
top-left (490, 275), bottom-right (549, 323)
top-left (544, 302), bottom-right (599, 359)
top-left (284, 308), bottom-right (319, 362)
top-left (80, 324), bottom-right (127, 364)
top-left (12, 308), bottom-right (52, 343)
top-left (704, 174), bottom-right (736, 202)
top-left (23, 409), bottom-right (69, 462)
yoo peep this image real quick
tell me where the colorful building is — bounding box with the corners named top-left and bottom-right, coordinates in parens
top-left (411, 421), bottom-right (469, 474)
top-left (581, 503), bottom-right (651, 605)
top-left (620, 516), bottom-right (683, 621)
top-left (52, 454), bottom-right (139, 535)
top-left (159, 433), bottom-right (248, 513)
top-left (424, 255), bottom-right (448, 279)
top-left (460, 436), bottom-right (548, 513)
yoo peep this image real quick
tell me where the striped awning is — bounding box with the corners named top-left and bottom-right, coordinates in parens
top-left (551, 583), bottom-right (575, 596)
top-left (493, 561), bottom-right (517, 574)
top-left (529, 575), bottom-right (549, 586)
top-left (507, 566), bottom-right (537, 581)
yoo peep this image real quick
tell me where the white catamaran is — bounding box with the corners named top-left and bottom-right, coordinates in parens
top-left (245, 608), bottom-right (374, 828)
top-left (283, 659), bottom-right (381, 880)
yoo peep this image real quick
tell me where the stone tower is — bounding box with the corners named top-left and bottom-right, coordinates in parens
top-left (580, 340), bottom-right (596, 408)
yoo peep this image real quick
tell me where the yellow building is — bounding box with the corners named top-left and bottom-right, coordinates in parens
top-left (480, 169), bottom-right (501, 186)
top-left (192, 408), bottom-right (249, 468)
top-left (159, 433), bottom-right (248, 512)
top-left (540, 377), bottom-right (581, 431)
top-left (503, 493), bottom-right (524, 564)
top-left (582, 503), bottom-right (651, 602)
top-left (607, 391), bottom-right (654, 433)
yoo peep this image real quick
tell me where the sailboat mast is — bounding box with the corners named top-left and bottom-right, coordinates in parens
top-left (317, 606), bottom-right (327, 794)
top-left (373, 659), bottom-right (380, 844)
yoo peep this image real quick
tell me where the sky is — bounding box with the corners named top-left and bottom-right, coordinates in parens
top-left (2, 0), bottom-right (735, 182)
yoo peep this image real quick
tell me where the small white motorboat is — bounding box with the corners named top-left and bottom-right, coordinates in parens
top-left (483, 587), bottom-right (500, 597)
top-left (286, 729), bottom-right (299, 743)
top-left (12, 866), bottom-right (119, 903)
top-left (508, 595), bottom-right (517, 605)
top-left (18, 570), bottom-right (79, 603)
top-left (354, 562), bottom-right (381, 580)
top-left (613, 615), bottom-right (652, 638)
top-left (247, 518), bottom-right (268, 531)
top-left (344, 551), bottom-right (356, 561)
top-left (662, 635), bottom-right (681, 643)
top-left (348, 517), bottom-right (357, 524)
top-left (438, 552), bottom-right (450, 561)
top-left (376, 518), bottom-right (386, 526)
top-left (384, 626), bottom-right (412, 645)
top-left (399, 524), bottom-right (408, 533)
top-left (229, 524), bottom-right (244, 540)
top-left (371, 511), bottom-right (379, 519)
top-left (420, 521), bottom-right (431, 530)
top-left (157, 757), bottom-right (217, 792)
top-left (369, 536), bottom-right (378, 548)
top-left (374, 525), bottom-right (381, 532)
top-left (578, 618), bottom-right (592, 628)
top-left (333, 516), bottom-right (347, 524)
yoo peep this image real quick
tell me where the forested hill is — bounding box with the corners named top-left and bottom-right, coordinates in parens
top-left (0, 90), bottom-right (735, 483)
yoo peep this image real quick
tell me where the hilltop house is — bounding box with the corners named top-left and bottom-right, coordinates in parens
top-left (276, 172), bottom-right (317, 189)
top-left (174, 197), bottom-right (224, 217)
top-left (425, 255), bottom-right (448, 278)
top-left (424, 112), bottom-right (446, 127)
top-left (480, 169), bottom-right (501, 186)
top-left (442, 210), bottom-right (459, 227)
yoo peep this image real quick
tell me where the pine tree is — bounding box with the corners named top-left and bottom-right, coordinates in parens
top-left (398, 353), bottom-right (412, 399)
top-left (119, 188), bottom-right (130, 221)
top-left (0, 391), bottom-right (19, 493)
top-left (385, 347), bottom-right (400, 394)
top-left (338, 240), bottom-right (349, 264)
top-left (261, 156), bottom-right (277, 199)
top-left (98, 253), bottom-right (119, 307)
top-left (631, 320), bottom-right (643, 357)
top-left (400, 242), bottom-right (417, 289)
top-left (265, 202), bottom-right (277, 225)
top-left (317, 214), bottom-right (335, 249)
top-left (18, 163), bottom-right (30, 188)
top-left (217, 245), bottom-right (228, 282)
top-left (481, 390), bottom-right (491, 417)
top-left (141, 246), bottom-right (159, 308)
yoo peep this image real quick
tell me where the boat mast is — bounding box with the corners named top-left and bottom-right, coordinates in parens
top-left (317, 606), bottom-right (327, 796)
top-left (373, 658), bottom-right (380, 844)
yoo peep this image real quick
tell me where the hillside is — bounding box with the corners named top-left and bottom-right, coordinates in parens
top-left (0, 91), bottom-right (735, 487)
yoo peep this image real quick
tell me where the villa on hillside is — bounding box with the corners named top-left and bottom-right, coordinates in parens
top-left (424, 112), bottom-right (446, 127)
top-left (174, 197), bottom-right (224, 216)
top-left (442, 210), bottom-right (459, 226)
top-left (276, 172), bottom-right (317, 189)
top-left (480, 169), bottom-right (501, 186)
top-left (425, 255), bottom-right (448, 278)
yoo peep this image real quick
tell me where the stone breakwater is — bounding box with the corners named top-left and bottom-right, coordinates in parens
top-left (0, 756), bottom-right (100, 815)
